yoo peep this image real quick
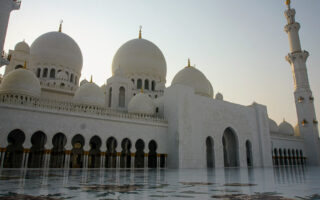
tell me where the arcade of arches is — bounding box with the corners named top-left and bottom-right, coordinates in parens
top-left (272, 148), bottom-right (306, 166)
top-left (0, 129), bottom-right (167, 169)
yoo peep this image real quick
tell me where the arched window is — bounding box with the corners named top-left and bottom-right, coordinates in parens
top-left (70, 74), bottom-right (74, 83)
top-left (151, 81), bottom-right (156, 91)
top-left (222, 127), bottom-right (239, 167)
top-left (36, 68), bottom-right (41, 78)
top-left (156, 107), bottom-right (159, 113)
top-left (131, 79), bottom-right (134, 83)
top-left (206, 137), bottom-right (214, 168)
top-left (108, 87), bottom-right (112, 107)
top-left (245, 140), bottom-right (253, 167)
top-left (43, 68), bottom-right (48, 78)
top-left (137, 79), bottom-right (142, 89)
top-left (15, 65), bottom-right (23, 69)
top-left (50, 68), bottom-right (55, 78)
top-left (144, 79), bottom-right (149, 90)
top-left (119, 87), bottom-right (125, 107)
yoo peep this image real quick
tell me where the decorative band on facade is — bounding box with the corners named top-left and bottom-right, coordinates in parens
top-left (130, 153), bottom-right (136, 157)
top-left (84, 151), bottom-right (89, 155)
top-left (0, 148), bottom-right (7, 152)
top-left (116, 152), bottom-right (121, 156)
top-left (144, 153), bottom-right (148, 157)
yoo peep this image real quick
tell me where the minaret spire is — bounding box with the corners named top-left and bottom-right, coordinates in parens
top-left (284, 1), bottom-right (320, 165)
top-left (59, 20), bottom-right (63, 32)
top-left (139, 25), bottom-right (142, 39)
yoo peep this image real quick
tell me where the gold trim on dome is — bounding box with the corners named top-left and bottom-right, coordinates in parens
top-left (187, 58), bottom-right (191, 67)
top-left (23, 60), bottom-right (27, 69)
top-left (59, 20), bottom-right (63, 32)
top-left (285, 0), bottom-right (291, 6)
top-left (139, 25), bottom-right (142, 39)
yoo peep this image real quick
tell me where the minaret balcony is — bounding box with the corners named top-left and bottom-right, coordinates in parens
top-left (284, 23), bottom-right (300, 33)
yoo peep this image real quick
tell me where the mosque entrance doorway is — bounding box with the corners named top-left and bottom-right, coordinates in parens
top-left (70, 134), bottom-right (84, 168)
top-left (4, 129), bottom-right (25, 168)
top-left (246, 140), bottom-right (253, 167)
top-left (222, 128), bottom-right (239, 167)
top-left (206, 136), bottom-right (215, 168)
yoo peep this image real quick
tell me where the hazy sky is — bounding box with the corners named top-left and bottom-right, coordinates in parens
top-left (2, 0), bottom-right (320, 131)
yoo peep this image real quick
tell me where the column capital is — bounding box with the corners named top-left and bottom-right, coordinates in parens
top-left (285, 50), bottom-right (309, 64)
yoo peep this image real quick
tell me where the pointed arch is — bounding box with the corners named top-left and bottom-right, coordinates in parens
top-left (222, 127), bottom-right (239, 167)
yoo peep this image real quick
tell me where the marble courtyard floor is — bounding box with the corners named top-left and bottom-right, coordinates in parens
top-left (0, 167), bottom-right (319, 200)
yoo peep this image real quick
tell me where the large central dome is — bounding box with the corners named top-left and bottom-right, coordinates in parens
top-left (30, 31), bottom-right (83, 74)
top-left (112, 38), bottom-right (167, 81)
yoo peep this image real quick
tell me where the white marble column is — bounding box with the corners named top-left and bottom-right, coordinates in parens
top-left (0, 148), bottom-right (5, 168)
top-left (157, 155), bottom-right (160, 169)
top-left (144, 153), bottom-right (148, 168)
top-left (24, 149), bottom-right (30, 168)
top-left (165, 155), bottom-right (167, 168)
top-left (64, 151), bottom-right (71, 169)
top-left (46, 151), bottom-right (51, 168)
top-left (21, 152), bottom-right (26, 168)
top-left (116, 153), bottom-right (120, 168)
top-left (131, 153), bottom-right (135, 169)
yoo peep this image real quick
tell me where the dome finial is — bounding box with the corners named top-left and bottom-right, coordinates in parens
top-left (23, 60), bottom-right (27, 69)
top-left (285, 0), bottom-right (291, 8)
top-left (59, 20), bottom-right (63, 32)
top-left (187, 58), bottom-right (191, 67)
top-left (90, 75), bottom-right (93, 83)
top-left (139, 25), bottom-right (142, 39)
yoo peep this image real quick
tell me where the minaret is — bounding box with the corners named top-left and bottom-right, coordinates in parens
top-left (284, 0), bottom-right (320, 165)
top-left (0, 0), bottom-right (21, 67)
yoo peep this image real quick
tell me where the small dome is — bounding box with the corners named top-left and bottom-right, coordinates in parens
top-left (56, 71), bottom-right (68, 81)
top-left (30, 31), bottom-right (83, 74)
top-left (0, 68), bottom-right (41, 96)
top-left (112, 38), bottom-right (166, 81)
top-left (74, 82), bottom-right (105, 106)
top-left (128, 93), bottom-right (155, 115)
top-left (279, 120), bottom-right (294, 135)
top-left (215, 92), bottom-right (223, 100)
top-left (172, 65), bottom-right (212, 97)
top-left (269, 118), bottom-right (278, 133)
top-left (15, 41), bottom-right (30, 53)
top-left (80, 79), bottom-right (88, 86)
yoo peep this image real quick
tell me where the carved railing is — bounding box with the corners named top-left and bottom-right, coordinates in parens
top-left (0, 93), bottom-right (167, 124)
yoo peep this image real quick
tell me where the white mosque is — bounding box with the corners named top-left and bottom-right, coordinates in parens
top-left (0, 0), bottom-right (319, 169)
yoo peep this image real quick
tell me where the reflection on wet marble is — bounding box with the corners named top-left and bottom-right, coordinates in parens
top-left (0, 166), bottom-right (319, 199)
